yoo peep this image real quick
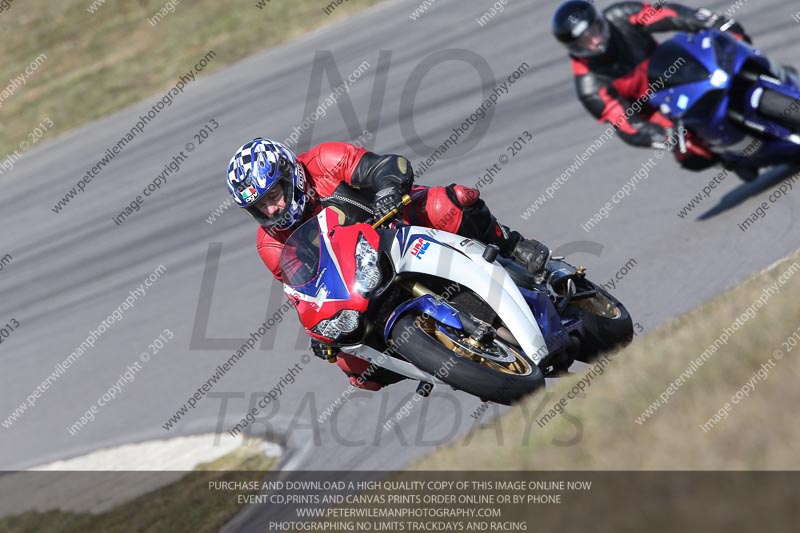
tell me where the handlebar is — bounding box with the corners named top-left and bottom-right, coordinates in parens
top-left (371, 194), bottom-right (412, 229)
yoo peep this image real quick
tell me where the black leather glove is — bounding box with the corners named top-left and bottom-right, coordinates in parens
top-left (310, 339), bottom-right (335, 361)
top-left (695, 8), bottom-right (752, 44)
top-left (372, 187), bottom-right (403, 220)
top-left (640, 123), bottom-right (671, 149)
top-left (618, 122), bottom-right (671, 148)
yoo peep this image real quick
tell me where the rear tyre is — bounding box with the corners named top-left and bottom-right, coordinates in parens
top-left (388, 314), bottom-right (544, 405)
top-left (758, 89), bottom-right (800, 132)
top-left (569, 285), bottom-right (633, 363)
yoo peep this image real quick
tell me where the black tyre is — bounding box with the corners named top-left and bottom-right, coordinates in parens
top-left (758, 89), bottom-right (800, 132)
top-left (388, 314), bottom-right (544, 405)
top-left (570, 284), bottom-right (633, 363)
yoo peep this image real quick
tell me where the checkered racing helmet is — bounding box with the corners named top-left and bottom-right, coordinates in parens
top-left (226, 138), bottom-right (307, 230)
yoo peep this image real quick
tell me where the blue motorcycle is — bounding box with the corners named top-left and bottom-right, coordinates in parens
top-left (648, 29), bottom-right (800, 178)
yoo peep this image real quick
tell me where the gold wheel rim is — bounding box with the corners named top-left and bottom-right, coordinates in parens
top-left (416, 316), bottom-right (533, 376)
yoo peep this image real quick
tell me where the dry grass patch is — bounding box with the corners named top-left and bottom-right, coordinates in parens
top-left (413, 251), bottom-right (800, 470)
top-left (0, 0), bottom-right (385, 156)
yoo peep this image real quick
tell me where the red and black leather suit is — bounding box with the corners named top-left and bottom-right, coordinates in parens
top-left (571, 2), bottom-right (750, 169)
top-left (257, 142), bottom-right (527, 390)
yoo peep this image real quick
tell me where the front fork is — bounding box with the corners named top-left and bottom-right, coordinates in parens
top-left (401, 279), bottom-right (571, 372)
top-left (401, 280), bottom-right (519, 347)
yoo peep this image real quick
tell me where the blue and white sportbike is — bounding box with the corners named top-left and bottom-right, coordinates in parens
top-left (648, 29), bottom-right (800, 178)
top-left (281, 197), bottom-right (633, 405)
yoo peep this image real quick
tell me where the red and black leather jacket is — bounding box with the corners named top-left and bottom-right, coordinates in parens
top-left (571, 2), bottom-right (749, 146)
top-left (257, 143), bottom-right (413, 281)
top-left (257, 143), bottom-right (517, 282)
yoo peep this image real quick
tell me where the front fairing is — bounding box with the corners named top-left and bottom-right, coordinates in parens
top-left (280, 208), bottom-right (379, 342)
top-left (648, 31), bottom-right (763, 145)
top-left (648, 30), bottom-right (800, 161)
top-left (388, 227), bottom-right (549, 364)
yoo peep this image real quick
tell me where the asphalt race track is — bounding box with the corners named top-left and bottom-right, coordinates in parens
top-left (1, 0), bottom-right (799, 503)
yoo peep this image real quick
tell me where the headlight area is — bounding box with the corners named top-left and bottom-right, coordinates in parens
top-left (312, 309), bottom-right (361, 341)
top-left (354, 234), bottom-right (381, 296)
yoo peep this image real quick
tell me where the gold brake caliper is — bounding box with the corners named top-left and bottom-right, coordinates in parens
top-left (420, 316), bottom-right (530, 376)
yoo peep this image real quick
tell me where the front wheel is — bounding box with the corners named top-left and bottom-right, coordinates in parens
top-left (758, 89), bottom-right (800, 132)
top-left (388, 314), bottom-right (544, 405)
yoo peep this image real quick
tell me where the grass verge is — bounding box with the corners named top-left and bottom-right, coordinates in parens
top-left (0, 0), bottom-right (385, 157)
top-left (412, 250), bottom-right (800, 470)
top-left (0, 444), bottom-right (276, 533)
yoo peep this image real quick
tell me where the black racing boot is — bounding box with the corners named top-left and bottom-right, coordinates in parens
top-left (443, 186), bottom-right (551, 275)
top-left (511, 239), bottom-right (551, 276)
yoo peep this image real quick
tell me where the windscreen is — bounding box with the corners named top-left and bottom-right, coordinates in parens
top-left (712, 31), bottom-right (740, 74)
top-left (649, 41), bottom-right (711, 89)
top-left (280, 217), bottom-right (322, 286)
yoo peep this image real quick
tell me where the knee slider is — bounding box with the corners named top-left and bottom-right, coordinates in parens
top-left (447, 184), bottom-right (480, 207)
top-left (425, 186), bottom-right (463, 233)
